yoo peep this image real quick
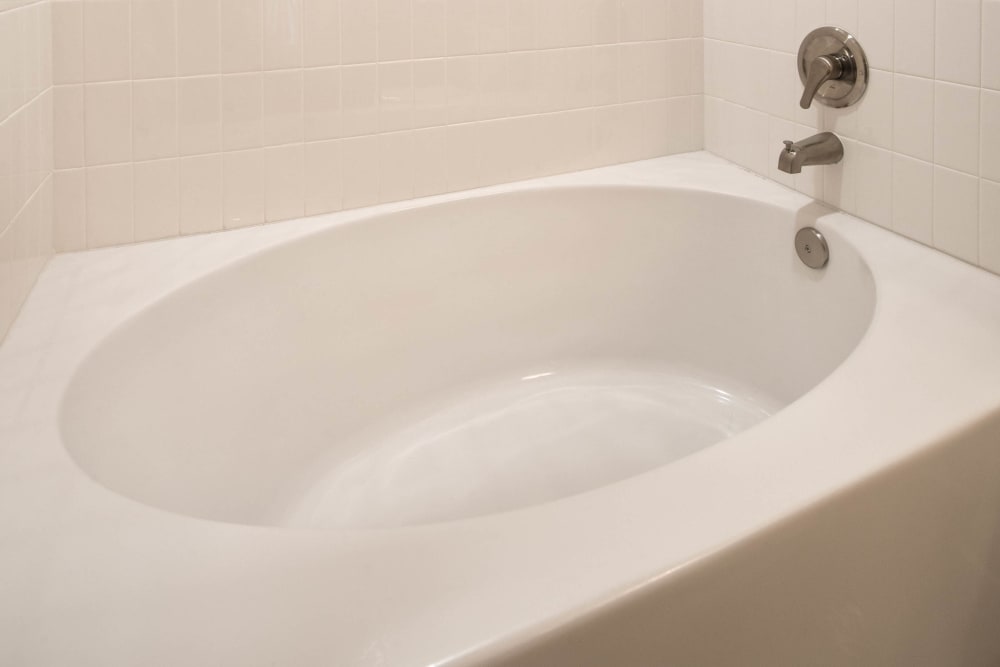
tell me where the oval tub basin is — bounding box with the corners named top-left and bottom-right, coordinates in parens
top-left (61, 187), bottom-right (875, 529)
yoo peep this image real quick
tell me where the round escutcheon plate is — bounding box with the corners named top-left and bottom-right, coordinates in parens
top-left (795, 227), bottom-right (830, 269)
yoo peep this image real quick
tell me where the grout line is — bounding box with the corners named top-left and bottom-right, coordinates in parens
top-left (0, 171), bottom-right (53, 241)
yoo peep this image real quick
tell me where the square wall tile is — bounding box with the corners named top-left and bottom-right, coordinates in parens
top-left (54, 168), bottom-right (87, 252)
top-left (264, 144), bottom-right (304, 222)
top-left (132, 0), bottom-right (177, 80)
top-left (894, 0), bottom-right (933, 77)
top-left (303, 139), bottom-right (342, 215)
top-left (984, 0), bottom-right (1000, 91)
top-left (935, 0), bottom-right (980, 86)
top-left (54, 85), bottom-right (85, 168)
top-left (981, 90), bottom-right (1000, 182)
top-left (263, 0), bottom-right (304, 70)
top-left (262, 70), bottom-right (304, 146)
top-left (52, 0), bottom-right (84, 84)
top-left (891, 154), bottom-right (933, 245)
top-left (86, 164), bottom-right (133, 248)
top-left (221, 0), bottom-right (262, 73)
top-left (134, 159), bottom-right (180, 241)
top-left (84, 0), bottom-right (130, 82)
top-left (892, 74), bottom-right (933, 161)
top-left (222, 149), bottom-right (264, 229)
top-left (934, 81), bottom-right (980, 176)
top-left (981, 178), bottom-right (1000, 273)
top-left (177, 0), bottom-right (221, 75)
top-left (934, 166), bottom-right (979, 263)
top-left (84, 82), bottom-right (132, 166)
top-left (133, 79), bottom-right (178, 161)
top-left (304, 0), bottom-right (341, 66)
top-left (178, 76), bottom-right (221, 156)
top-left (179, 154), bottom-right (223, 235)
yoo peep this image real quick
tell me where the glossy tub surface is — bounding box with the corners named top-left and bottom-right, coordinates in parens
top-left (3, 153), bottom-right (1000, 666)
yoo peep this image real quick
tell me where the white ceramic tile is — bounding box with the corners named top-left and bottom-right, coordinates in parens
top-left (892, 74), bottom-right (934, 161)
top-left (411, 126), bottom-right (448, 197)
top-left (379, 62), bottom-right (414, 132)
top-left (794, 0), bottom-right (825, 45)
top-left (178, 154), bottom-right (223, 234)
top-left (478, 0), bottom-right (508, 54)
top-left (304, 0), bottom-right (340, 66)
top-left (666, 0), bottom-right (694, 40)
top-left (981, 177), bottom-right (1000, 272)
top-left (984, 0), bottom-right (1000, 91)
top-left (765, 0), bottom-right (796, 53)
top-left (413, 59), bottom-right (449, 128)
top-left (934, 81), bottom-right (980, 175)
top-left (379, 0), bottom-right (412, 62)
top-left (54, 168), bottom-right (86, 251)
top-left (53, 85), bottom-right (85, 168)
top-left (178, 76), bottom-right (221, 156)
top-left (478, 54), bottom-right (510, 120)
top-left (413, 0), bottom-right (448, 58)
top-left (507, 0), bottom-right (535, 51)
top-left (133, 158), bottom-right (179, 241)
top-left (303, 139), bottom-right (342, 215)
top-left (378, 131), bottom-right (414, 203)
top-left (222, 149), bottom-right (264, 228)
top-left (894, 0), bottom-right (933, 77)
top-left (263, 144), bottom-right (304, 222)
top-left (43, 0), bottom-right (711, 256)
top-left (84, 0), bottom-right (130, 82)
top-left (304, 67), bottom-right (342, 141)
top-left (221, 73), bottom-right (262, 151)
top-left (341, 64), bottom-right (379, 137)
top-left (854, 142), bottom-right (893, 228)
top-left (446, 56), bottom-right (479, 123)
top-left (341, 0), bottom-right (378, 64)
top-left (263, 0), bottom-right (303, 70)
top-left (447, 0), bottom-right (479, 55)
top-left (86, 164), bottom-right (133, 247)
top-left (132, 79), bottom-right (177, 161)
top-left (177, 0), bottom-right (220, 75)
top-left (84, 82), bottom-right (132, 166)
top-left (132, 0), bottom-right (176, 80)
top-left (446, 122), bottom-right (481, 191)
top-left (935, 0), bottom-right (980, 86)
top-left (980, 90), bottom-right (1000, 182)
top-left (891, 154), bottom-right (933, 245)
top-left (933, 166), bottom-right (979, 262)
top-left (52, 0), bottom-right (84, 84)
top-left (262, 70), bottom-right (304, 146)
top-left (340, 135), bottom-right (380, 208)
top-left (854, 68), bottom-right (893, 149)
top-left (857, 0), bottom-right (892, 70)
top-left (826, 0), bottom-right (858, 35)
top-left (220, 0), bottom-right (262, 73)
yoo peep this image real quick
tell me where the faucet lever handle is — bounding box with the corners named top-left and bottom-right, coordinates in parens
top-left (800, 54), bottom-right (844, 110)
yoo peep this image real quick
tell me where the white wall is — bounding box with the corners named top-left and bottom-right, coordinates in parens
top-left (0, 0), bottom-right (53, 340)
top-left (704, 0), bottom-right (1000, 276)
top-left (51, 0), bottom-right (703, 251)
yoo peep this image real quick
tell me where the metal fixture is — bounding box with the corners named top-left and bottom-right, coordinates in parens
top-left (795, 228), bottom-right (830, 269)
top-left (778, 132), bottom-right (844, 174)
top-left (798, 26), bottom-right (868, 109)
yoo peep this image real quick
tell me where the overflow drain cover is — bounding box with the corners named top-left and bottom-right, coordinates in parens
top-left (795, 227), bottom-right (830, 269)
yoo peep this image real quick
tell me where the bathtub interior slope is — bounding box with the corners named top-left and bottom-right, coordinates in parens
top-left (482, 405), bottom-right (1000, 667)
top-left (59, 187), bottom-right (876, 529)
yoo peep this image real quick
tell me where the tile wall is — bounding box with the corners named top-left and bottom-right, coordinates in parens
top-left (51, 0), bottom-right (704, 251)
top-left (0, 0), bottom-right (53, 340)
top-left (703, 0), bottom-right (1000, 275)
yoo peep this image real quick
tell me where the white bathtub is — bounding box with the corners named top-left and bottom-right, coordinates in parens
top-left (3, 153), bottom-right (1000, 665)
